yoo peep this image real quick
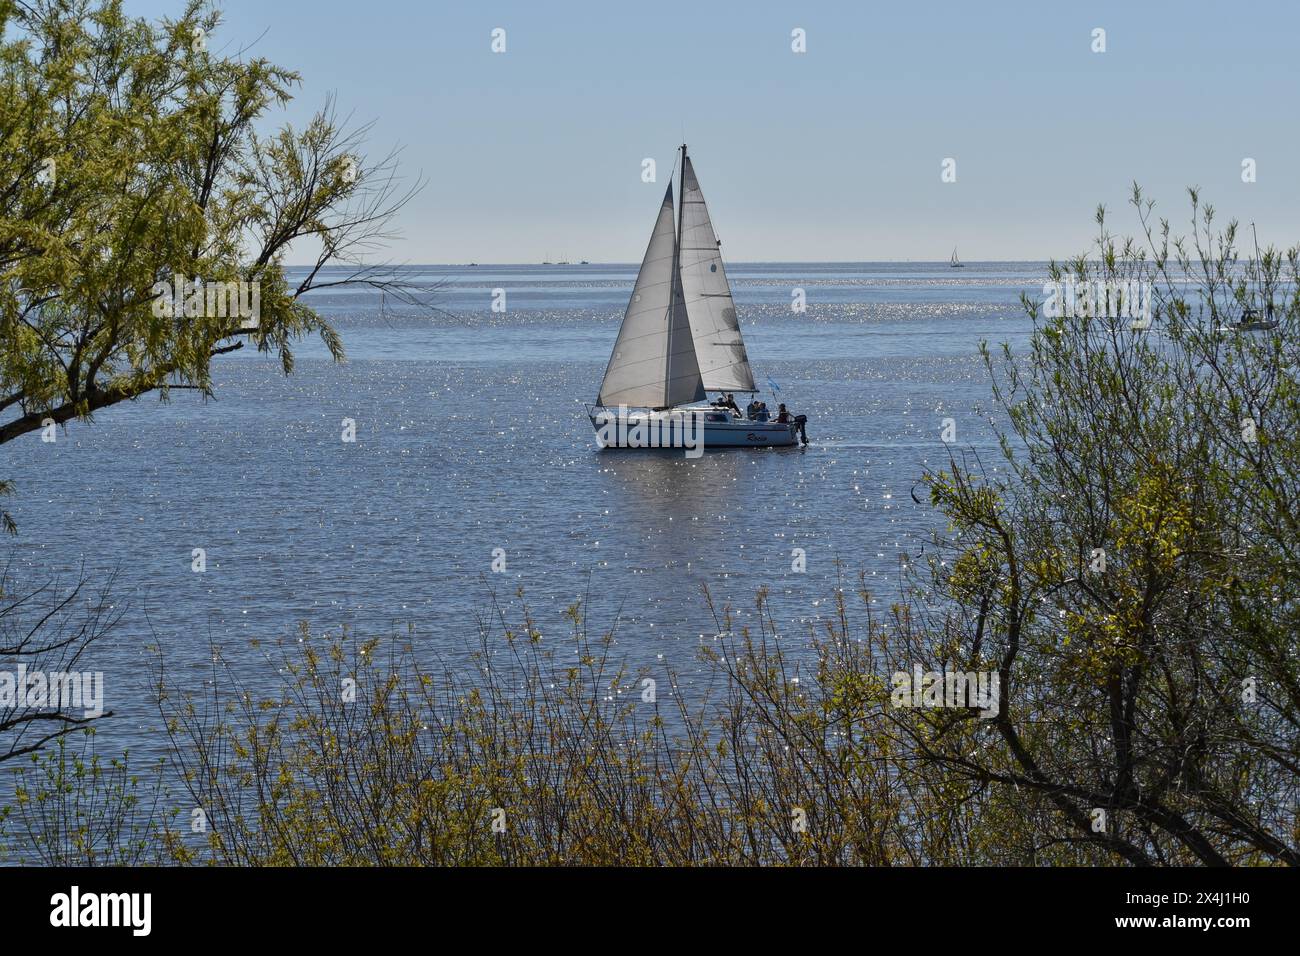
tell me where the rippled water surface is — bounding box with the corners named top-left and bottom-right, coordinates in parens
top-left (5, 261), bottom-right (1044, 760)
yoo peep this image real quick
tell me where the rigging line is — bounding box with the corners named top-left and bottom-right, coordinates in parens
top-left (667, 150), bottom-right (681, 187)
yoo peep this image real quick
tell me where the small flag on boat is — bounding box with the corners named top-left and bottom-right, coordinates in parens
top-left (767, 377), bottom-right (781, 393)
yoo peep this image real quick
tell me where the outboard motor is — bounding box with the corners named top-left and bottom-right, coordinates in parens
top-left (794, 414), bottom-right (809, 446)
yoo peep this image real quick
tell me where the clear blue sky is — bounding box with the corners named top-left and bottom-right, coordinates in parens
top-left (126, 0), bottom-right (1300, 262)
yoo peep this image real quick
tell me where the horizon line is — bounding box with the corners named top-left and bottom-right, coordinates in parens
top-left (281, 258), bottom-right (1074, 268)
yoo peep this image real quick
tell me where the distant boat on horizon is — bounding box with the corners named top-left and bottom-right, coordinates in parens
top-left (1219, 305), bottom-right (1279, 333)
top-left (1231, 224), bottom-right (1280, 332)
top-left (950, 247), bottom-right (964, 268)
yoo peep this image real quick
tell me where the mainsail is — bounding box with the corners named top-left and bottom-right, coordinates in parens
top-left (678, 154), bottom-right (757, 393)
top-left (596, 183), bottom-right (706, 409)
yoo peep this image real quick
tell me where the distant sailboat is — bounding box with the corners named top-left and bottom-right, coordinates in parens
top-left (1234, 224), bottom-right (1279, 331)
top-left (588, 145), bottom-right (805, 450)
top-left (950, 247), bottom-right (964, 268)
top-left (1222, 305), bottom-right (1278, 333)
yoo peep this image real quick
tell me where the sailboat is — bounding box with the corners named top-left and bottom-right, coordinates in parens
top-left (1221, 305), bottom-right (1279, 333)
top-left (588, 145), bottom-right (803, 451)
top-left (1230, 224), bottom-right (1280, 332)
top-left (949, 247), bottom-right (964, 268)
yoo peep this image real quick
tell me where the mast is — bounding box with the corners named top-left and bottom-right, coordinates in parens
top-left (1251, 221), bottom-right (1268, 317)
top-left (665, 143), bottom-right (688, 408)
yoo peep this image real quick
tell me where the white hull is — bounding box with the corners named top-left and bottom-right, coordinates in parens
top-left (700, 419), bottom-right (798, 447)
top-left (589, 407), bottom-right (799, 450)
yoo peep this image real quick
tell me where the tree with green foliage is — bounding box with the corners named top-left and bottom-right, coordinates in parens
top-left (0, 0), bottom-right (426, 528)
top-left (901, 187), bottom-right (1300, 865)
